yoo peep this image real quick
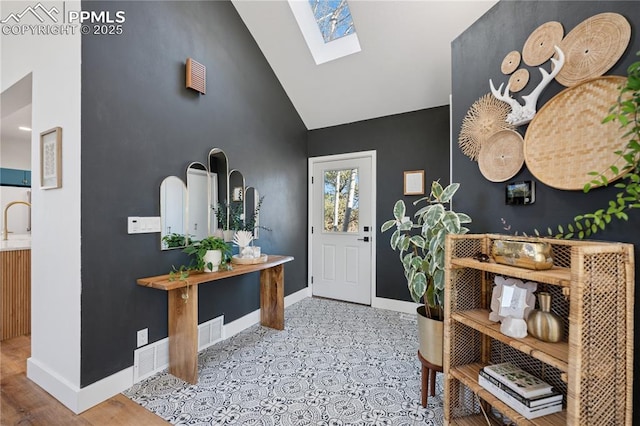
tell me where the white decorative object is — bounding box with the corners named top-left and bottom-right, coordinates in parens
top-left (500, 316), bottom-right (528, 339)
top-left (232, 230), bottom-right (253, 247)
top-left (233, 230), bottom-right (254, 258)
top-left (489, 45), bottom-right (565, 126)
top-left (489, 276), bottom-right (537, 338)
top-left (489, 277), bottom-right (537, 322)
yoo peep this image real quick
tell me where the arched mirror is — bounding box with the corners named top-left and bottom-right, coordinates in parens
top-left (245, 186), bottom-right (260, 239)
top-left (228, 169), bottom-right (245, 231)
top-left (186, 162), bottom-right (209, 242)
top-left (160, 176), bottom-right (187, 250)
top-left (209, 148), bottom-right (229, 233)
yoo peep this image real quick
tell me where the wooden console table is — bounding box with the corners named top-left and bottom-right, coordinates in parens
top-left (137, 255), bottom-right (294, 384)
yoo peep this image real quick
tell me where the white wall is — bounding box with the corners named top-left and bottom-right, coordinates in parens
top-left (1, 0), bottom-right (82, 411)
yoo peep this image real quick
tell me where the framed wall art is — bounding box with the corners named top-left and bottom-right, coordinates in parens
top-left (40, 126), bottom-right (62, 189)
top-left (403, 170), bottom-right (424, 195)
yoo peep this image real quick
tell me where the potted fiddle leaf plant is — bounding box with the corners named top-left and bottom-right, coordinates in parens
top-left (381, 180), bottom-right (471, 366)
top-left (184, 236), bottom-right (232, 272)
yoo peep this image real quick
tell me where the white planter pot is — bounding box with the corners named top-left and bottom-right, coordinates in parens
top-left (417, 306), bottom-right (443, 367)
top-left (223, 230), bottom-right (235, 242)
top-left (203, 249), bottom-right (222, 272)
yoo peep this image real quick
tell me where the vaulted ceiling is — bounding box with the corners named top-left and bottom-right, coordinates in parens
top-left (232, 0), bottom-right (498, 130)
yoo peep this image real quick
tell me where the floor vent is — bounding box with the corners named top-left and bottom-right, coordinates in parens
top-left (199, 315), bottom-right (224, 351)
top-left (133, 315), bottom-right (224, 383)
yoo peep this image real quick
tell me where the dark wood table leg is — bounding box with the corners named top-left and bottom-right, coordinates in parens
top-left (260, 264), bottom-right (284, 330)
top-left (418, 351), bottom-right (442, 407)
top-left (168, 285), bottom-right (198, 384)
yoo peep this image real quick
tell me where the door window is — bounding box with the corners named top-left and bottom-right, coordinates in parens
top-left (323, 168), bottom-right (359, 233)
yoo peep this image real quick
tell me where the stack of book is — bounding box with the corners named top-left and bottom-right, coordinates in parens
top-left (479, 362), bottom-right (563, 420)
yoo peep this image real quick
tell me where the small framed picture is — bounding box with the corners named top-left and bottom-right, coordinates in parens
top-left (40, 126), bottom-right (62, 189)
top-left (403, 170), bottom-right (424, 195)
top-left (489, 276), bottom-right (537, 322)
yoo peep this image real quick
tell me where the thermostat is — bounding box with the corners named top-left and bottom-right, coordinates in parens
top-left (505, 181), bottom-right (535, 205)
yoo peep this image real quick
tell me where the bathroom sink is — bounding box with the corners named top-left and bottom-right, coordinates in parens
top-left (1, 234), bottom-right (31, 250)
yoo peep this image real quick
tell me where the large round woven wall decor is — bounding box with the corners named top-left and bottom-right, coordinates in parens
top-left (555, 13), bottom-right (630, 87)
top-left (501, 51), bottom-right (521, 74)
top-left (522, 21), bottom-right (564, 66)
top-left (458, 94), bottom-right (515, 161)
top-left (524, 76), bottom-right (629, 190)
top-left (508, 69), bottom-right (530, 93)
top-left (478, 130), bottom-right (525, 182)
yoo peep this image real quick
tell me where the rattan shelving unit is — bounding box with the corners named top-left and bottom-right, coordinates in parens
top-left (443, 234), bottom-right (634, 425)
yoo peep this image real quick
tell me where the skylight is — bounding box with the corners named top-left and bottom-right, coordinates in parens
top-left (288, 0), bottom-right (361, 65)
top-left (308, 0), bottom-right (355, 43)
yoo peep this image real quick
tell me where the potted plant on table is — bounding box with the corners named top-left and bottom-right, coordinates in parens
top-left (184, 236), bottom-right (232, 272)
top-left (381, 180), bottom-right (472, 366)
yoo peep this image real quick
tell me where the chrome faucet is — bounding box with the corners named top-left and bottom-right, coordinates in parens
top-left (3, 201), bottom-right (31, 240)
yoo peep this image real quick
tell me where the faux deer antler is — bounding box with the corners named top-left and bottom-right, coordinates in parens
top-left (490, 45), bottom-right (565, 126)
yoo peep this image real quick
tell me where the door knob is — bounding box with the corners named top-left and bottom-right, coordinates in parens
top-left (357, 237), bottom-right (370, 242)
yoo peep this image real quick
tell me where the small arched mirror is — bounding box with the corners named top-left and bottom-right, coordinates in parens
top-left (228, 169), bottom-right (245, 231)
top-left (209, 148), bottom-right (229, 232)
top-left (186, 162), bottom-right (209, 242)
top-left (245, 186), bottom-right (260, 239)
top-left (160, 176), bottom-right (187, 250)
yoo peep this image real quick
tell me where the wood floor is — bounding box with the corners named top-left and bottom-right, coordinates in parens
top-left (0, 335), bottom-right (169, 425)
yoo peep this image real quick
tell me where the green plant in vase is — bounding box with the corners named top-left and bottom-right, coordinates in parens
top-left (381, 180), bottom-right (471, 366)
top-left (184, 236), bottom-right (232, 272)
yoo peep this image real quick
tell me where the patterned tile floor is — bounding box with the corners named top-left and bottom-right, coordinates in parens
top-left (124, 297), bottom-right (444, 425)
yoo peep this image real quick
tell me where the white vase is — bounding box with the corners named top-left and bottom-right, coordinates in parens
top-left (203, 249), bottom-right (222, 272)
top-left (223, 230), bottom-right (235, 242)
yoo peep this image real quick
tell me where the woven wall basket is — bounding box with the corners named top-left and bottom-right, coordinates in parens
top-left (555, 13), bottom-right (631, 87)
top-left (478, 129), bottom-right (524, 182)
top-left (522, 21), bottom-right (564, 67)
top-left (458, 94), bottom-right (515, 161)
top-left (524, 76), bottom-right (628, 190)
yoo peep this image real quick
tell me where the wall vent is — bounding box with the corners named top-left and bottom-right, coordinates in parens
top-left (133, 338), bottom-right (169, 383)
top-left (133, 315), bottom-right (224, 383)
top-left (186, 57), bottom-right (206, 94)
top-left (199, 315), bottom-right (224, 351)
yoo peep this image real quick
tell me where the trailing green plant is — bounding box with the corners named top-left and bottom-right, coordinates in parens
top-left (537, 51), bottom-right (640, 239)
top-left (161, 232), bottom-right (189, 249)
top-left (168, 264), bottom-right (194, 282)
top-left (183, 236), bottom-right (232, 271)
top-left (381, 181), bottom-right (472, 319)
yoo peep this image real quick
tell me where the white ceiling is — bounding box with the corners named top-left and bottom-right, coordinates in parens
top-left (232, 0), bottom-right (498, 130)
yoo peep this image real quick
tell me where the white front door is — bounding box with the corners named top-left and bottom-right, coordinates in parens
top-left (309, 152), bottom-right (375, 305)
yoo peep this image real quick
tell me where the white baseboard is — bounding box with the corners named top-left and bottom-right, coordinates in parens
top-left (27, 357), bottom-right (134, 414)
top-left (224, 287), bottom-right (309, 338)
top-left (372, 296), bottom-right (421, 314)
top-left (27, 288), bottom-right (310, 414)
top-left (285, 287), bottom-right (311, 307)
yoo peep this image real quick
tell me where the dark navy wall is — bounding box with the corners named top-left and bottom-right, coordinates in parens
top-left (451, 0), bottom-right (639, 418)
top-left (80, 1), bottom-right (307, 386)
top-left (308, 107), bottom-right (451, 302)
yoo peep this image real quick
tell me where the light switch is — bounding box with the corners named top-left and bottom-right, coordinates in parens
top-left (128, 216), bottom-right (161, 234)
top-left (128, 217), bottom-right (140, 234)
